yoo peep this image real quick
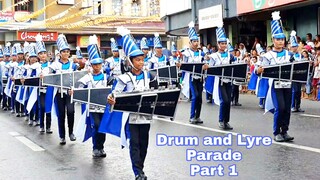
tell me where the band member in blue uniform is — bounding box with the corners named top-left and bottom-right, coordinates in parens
top-left (169, 42), bottom-right (180, 66)
top-left (289, 30), bottom-right (304, 113)
top-left (256, 11), bottom-right (294, 142)
top-left (13, 43), bottom-right (25, 117)
top-left (7, 44), bottom-right (19, 114)
top-left (209, 23), bottom-right (235, 130)
top-left (149, 33), bottom-right (169, 69)
top-left (25, 43), bottom-right (41, 126)
top-left (36, 34), bottom-right (53, 133)
top-left (140, 37), bottom-right (150, 70)
top-left (108, 27), bottom-right (158, 180)
top-left (179, 21), bottom-right (207, 124)
top-left (229, 41), bottom-right (242, 106)
top-left (105, 38), bottom-right (123, 78)
top-left (3, 43), bottom-right (12, 111)
top-left (50, 34), bottom-right (77, 145)
top-left (0, 46), bottom-right (4, 105)
top-left (77, 35), bottom-right (108, 158)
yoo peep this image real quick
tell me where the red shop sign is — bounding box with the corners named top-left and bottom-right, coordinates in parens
top-left (17, 31), bottom-right (59, 42)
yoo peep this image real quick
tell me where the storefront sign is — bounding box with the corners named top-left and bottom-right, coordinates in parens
top-left (17, 31), bottom-right (58, 41)
top-left (57, 0), bottom-right (75, 5)
top-left (237, 0), bottom-right (306, 14)
top-left (77, 35), bottom-right (101, 47)
top-left (0, 11), bottom-right (14, 22)
top-left (199, 4), bottom-right (223, 30)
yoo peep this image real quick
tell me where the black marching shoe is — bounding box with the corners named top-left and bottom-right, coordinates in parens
top-left (135, 174), bottom-right (147, 180)
top-left (219, 122), bottom-right (233, 130)
top-left (274, 134), bottom-right (285, 142)
top-left (234, 102), bottom-right (242, 106)
top-left (282, 133), bottom-right (294, 142)
top-left (60, 138), bottom-right (66, 145)
top-left (195, 118), bottom-right (203, 124)
top-left (69, 134), bottom-right (76, 141)
top-left (296, 108), bottom-right (305, 113)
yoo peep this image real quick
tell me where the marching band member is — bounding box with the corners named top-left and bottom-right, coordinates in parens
top-left (209, 22), bottom-right (235, 130)
top-left (7, 44), bottom-right (19, 114)
top-left (140, 37), bottom-right (150, 70)
top-left (149, 33), bottom-right (169, 69)
top-left (169, 42), bottom-right (180, 66)
top-left (255, 45), bottom-right (269, 109)
top-left (178, 21), bottom-right (207, 124)
top-left (230, 41), bottom-right (243, 106)
top-left (13, 43), bottom-right (25, 117)
top-left (50, 34), bottom-right (77, 145)
top-left (0, 46), bottom-right (4, 105)
top-left (2, 43), bottom-right (11, 111)
top-left (105, 38), bottom-right (122, 80)
top-left (77, 35), bottom-right (108, 158)
top-left (256, 11), bottom-right (294, 142)
top-left (36, 34), bottom-right (53, 133)
top-left (25, 43), bottom-right (41, 126)
top-left (22, 43), bottom-right (32, 121)
top-left (290, 30), bottom-right (304, 113)
top-left (108, 27), bottom-right (158, 180)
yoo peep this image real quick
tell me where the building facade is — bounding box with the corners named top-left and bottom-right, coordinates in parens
top-left (0, 0), bottom-right (166, 58)
top-left (161, 0), bottom-right (320, 50)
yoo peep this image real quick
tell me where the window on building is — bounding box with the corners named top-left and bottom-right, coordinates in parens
top-left (86, 0), bottom-right (103, 15)
top-left (131, 1), bottom-right (141, 17)
top-left (149, 0), bottom-right (159, 16)
top-left (14, 0), bottom-right (34, 12)
top-left (112, 0), bottom-right (122, 15)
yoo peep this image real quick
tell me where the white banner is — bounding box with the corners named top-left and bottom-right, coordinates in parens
top-left (57, 0), bottom-right (75, 5)
top-left (199, 4), bottom-right (223, 30)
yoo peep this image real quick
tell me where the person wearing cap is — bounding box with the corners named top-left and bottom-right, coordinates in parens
top-left (289, 30), bottom-right (305, 113)
top-left (256, 11), bottom-right (294, 142)
top-left (34, 34), bottom-right (53, 133)
top-left (140, 37), bottom-right (150, 70)
top-left (0, 45), bottom-right (4, 105)
top-left (105, 38), bottom-right (123, 84)
top-left (7, 44), bottom-right (19, 114)
top-left (149, 33), bottom-right (169, 70)
top-left (207, 22), bottom-right (235, 130)
top-left (75, 46), bottom-right (86, 70)
top-left (254, 44), bottom-right (269, 109)
top-left (229, 40), bottom-right (243, 107)
top-left (49, 34), bottom-right (77, 145)
top-left (2, 43), bottom-right (12, 111)
top-left (12, 43), bottom-right (25, 117)
top-left (24, 43), bottom-right (41, 126)
top-left (169, 42), bottom-right (180, 66)
top-left (108, 27), bottom-right (158, 180)
top-left (177, 21), bottom-right (207, 124)
top-left (76, 35), bottom-right (108, 158)
top-left (20, 42), bottom-right (32, 121)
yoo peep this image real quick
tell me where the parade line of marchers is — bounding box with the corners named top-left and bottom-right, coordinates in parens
top-left (156, 133), bottom-right (272, 176)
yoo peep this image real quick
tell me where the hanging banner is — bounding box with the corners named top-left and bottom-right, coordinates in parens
top-left (17, 31), bottom-right (58, 41)
top-left (57, 0), bottom-right (75, 5)
top-left (237, 0), bottom-right (306, 14)
top-left (199, 4), bottom-right (223, 30)
top-left (0, 12), bottom-right (14, 22)
top-left (77, 35), bottom-right (101, 47)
